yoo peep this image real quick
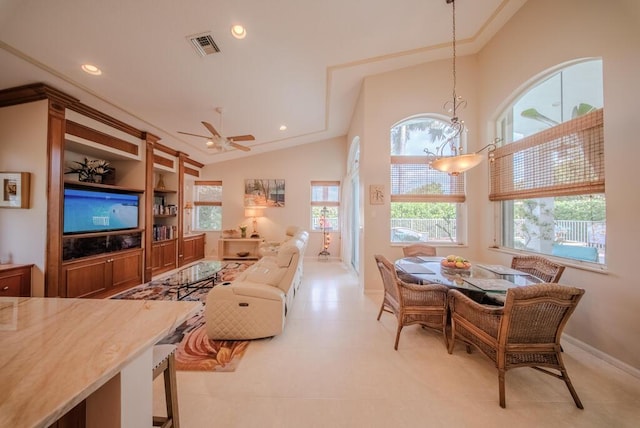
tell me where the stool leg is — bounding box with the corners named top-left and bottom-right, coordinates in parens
top-left (164, 352), bottom-right (180, 428)
top-left (153, 352), bottom-right (180, 428)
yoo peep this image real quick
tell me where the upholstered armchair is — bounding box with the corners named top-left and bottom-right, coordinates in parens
top-left (448, 283), bottom-right (585, 408)
top-left (374, 254), bottom-right (449, 350)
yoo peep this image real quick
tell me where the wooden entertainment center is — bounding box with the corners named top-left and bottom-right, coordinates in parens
top-left (0, 83), bottom-right (206, 298)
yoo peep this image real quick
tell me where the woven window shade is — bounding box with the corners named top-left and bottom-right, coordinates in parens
top-left (390, 156), bottom-right (465, 203)
top-left (489, 108), bottom-right (604, 201)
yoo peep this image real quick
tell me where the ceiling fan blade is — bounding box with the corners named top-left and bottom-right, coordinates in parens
top-left (202, 121), bottom-right (221, 138)
top-left (177, 131), bottom-right (211, 139)
top-left (227, 134), bottom-right (255, 142)
top-left (228, 141), bottom-right (251, 152)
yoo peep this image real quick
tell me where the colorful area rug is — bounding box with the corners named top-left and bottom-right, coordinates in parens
top-left (112, 260), bottom-right (254, 372)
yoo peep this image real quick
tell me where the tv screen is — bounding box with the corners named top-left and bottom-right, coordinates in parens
top-left (64, 187), bottom-right (139, 234)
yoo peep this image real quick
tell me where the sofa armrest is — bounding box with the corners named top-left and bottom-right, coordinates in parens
top-left (208, 281), bottom-right (284, 301)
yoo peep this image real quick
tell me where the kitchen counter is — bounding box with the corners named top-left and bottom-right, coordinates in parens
top-left (0, 297), bottom-right (200, 427)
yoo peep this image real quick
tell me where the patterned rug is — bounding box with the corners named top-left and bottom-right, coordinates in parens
top-left (112, 260), bottom-right (254, 372)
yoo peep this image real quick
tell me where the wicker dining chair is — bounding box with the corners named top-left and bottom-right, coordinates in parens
top-left (448, 283), bottom-right (585, 409)
top-left (374, 254), bottom-right (449, 350)
top-left (402, 243), bottom-right (437, 257)
top-left (511, 255), bottom-right (565, 283)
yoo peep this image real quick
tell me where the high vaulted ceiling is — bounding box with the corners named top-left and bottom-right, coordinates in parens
top-left (0, 0), bottom-right (526, 165)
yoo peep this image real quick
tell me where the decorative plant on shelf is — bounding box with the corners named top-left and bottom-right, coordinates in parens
top-left (239, 225), bottom-right (248, 238)
top-left (65, 157), bottom-right (112, 183)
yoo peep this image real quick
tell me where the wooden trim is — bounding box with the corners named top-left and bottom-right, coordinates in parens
top-left (69, 103), bottom-right (144, 139)
top-left (143, 137), bottom-right (156, 283)
top-left (153, 154), bottom-right (174, 169)
top-left (154, 142), bottom-right (179, 157)
top-left (311, 180), bottom-right (341, 186)
top-left (46, 100), bottom-right (66, 297)
top-left (66, 121), bottom-right (139, 156)
top-left (183, 156), bottom-right (204, 169)
top-left (184, 166), bottom-right (199, 177)
top-left (194, 180), bottom-right (222, 186)
top-left (0, 83), bottom-right (78, 108)
top-left (193, 201), bottom-right (222, 206)
top-left (178, 155), bottom-right (186, 265)
top-left (311, 201), bottom-right (339, 207)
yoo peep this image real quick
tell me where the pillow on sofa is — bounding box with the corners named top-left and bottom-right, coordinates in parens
top-left (276, 243), bottom-right (297, 267)
top-left (245, 262), bottom-right (287, 286)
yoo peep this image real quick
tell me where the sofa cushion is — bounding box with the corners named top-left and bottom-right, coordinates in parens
top-left (245, 261), bottom-right (287, 286)
top-left (276, 243), bottom-right (297, 267)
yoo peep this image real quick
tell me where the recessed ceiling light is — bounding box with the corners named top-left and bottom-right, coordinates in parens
top-left (279, 125), bottom-right (287, 131)
top-left (81, 64), bottom-right (102, 76)
top-left (231, 24), bottom-right (247, 39)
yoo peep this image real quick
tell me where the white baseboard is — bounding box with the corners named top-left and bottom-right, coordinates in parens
top-left (563, 333), bottom-right (640, 379)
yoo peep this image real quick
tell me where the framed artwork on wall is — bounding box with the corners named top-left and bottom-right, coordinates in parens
top-left (0, 172), bottom-right (30, 209)
top-left (244, 179), bottom-right (285, 207)
top-left (369, 184), bottom-right (384, 205)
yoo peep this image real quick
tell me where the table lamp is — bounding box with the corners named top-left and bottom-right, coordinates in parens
top-left (244, 207), bottom-right (263, 238)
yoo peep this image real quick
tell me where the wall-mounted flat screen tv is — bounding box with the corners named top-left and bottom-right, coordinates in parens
top-left (63, 187), bottom-right (139, 234)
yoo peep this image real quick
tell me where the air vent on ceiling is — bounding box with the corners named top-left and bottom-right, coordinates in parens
top-left (188, 32), bottom-right (221, 57)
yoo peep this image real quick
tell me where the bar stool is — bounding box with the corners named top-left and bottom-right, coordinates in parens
top-left (153, 344), bottom-right (180, 428)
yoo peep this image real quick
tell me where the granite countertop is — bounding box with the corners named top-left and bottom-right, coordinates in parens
top-left (0, 297), bottom-right (200, 427)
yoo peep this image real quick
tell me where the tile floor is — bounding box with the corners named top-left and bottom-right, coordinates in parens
top-left (162, 260), bottom-right (640, 427)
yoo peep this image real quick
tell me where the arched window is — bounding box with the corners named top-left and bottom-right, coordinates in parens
top-left (390, 115), bottom-right (467, 244)
top-left (494, 59), bottom-right (605, 264)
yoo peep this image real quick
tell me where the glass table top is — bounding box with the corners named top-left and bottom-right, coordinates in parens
top-left (151, 261), bottom-right (224, 287)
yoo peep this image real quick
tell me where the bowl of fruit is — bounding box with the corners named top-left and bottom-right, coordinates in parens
top-left (440, 255), bottom-right (472, 275)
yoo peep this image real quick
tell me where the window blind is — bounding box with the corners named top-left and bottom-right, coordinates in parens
top-left (390, 156), bottom-right (465, 203)
top-left (489, 108), bottom-right (604, 201)
top-left (194, 180), bottom-right (222, 206)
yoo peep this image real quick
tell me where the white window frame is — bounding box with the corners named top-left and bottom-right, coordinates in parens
top-left (310, 181), bottom-right (340, 232)
top-left (494, 59), bottom-right (605, 265)
top-left (193, 180), bottom-right (222, 232)
top-left (390, 114), bottom-right (468, 245)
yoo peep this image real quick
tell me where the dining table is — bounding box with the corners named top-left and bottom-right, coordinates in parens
top-left (394, 256), bottom-right (544, 305)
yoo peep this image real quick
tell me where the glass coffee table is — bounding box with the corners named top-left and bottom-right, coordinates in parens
top-left (150, 260), bottom-right (224, 300)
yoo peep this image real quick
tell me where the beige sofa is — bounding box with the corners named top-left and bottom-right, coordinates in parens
top-left (205, 229), bottom-right (309, 340)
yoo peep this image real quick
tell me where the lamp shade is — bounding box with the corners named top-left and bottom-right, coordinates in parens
top-left (430, 153), bottom-right (484, 176)
top-left (244, 207), bottom-right (262, 218)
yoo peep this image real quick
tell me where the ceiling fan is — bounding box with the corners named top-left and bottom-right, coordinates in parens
top-left (178, 108), bottom-right (254, 152)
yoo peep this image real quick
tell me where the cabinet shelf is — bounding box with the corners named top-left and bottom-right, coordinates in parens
top-left (154, 188), bottom-right (177, 194)
top-left (153, 237), bottom-right (177, 243)
top-left (154, 214), bottom-right (176, 218)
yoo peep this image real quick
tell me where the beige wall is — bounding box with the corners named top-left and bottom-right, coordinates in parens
top-left (349, 0), bottom-right (640, 370)
top-left (475, 0), bottom-right (640, 370)
top-left (199, 136), bottom-right (348, 259)
top-left (0, 100), bottom-right (48, 296)
top-left (356, 55), bottom-right (481, 293)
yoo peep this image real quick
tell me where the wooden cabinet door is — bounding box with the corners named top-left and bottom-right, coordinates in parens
top-left (0, 265), bottom-right (32, 297)
top-left (161, 240), bottom-right (177, 269)
top-left (182, 234), bottom-right (205, 265)
top-left (182, 238), bottom-right (195, 265)
top-left (63, 257), bottom-right (109, 298)
top-left (151, 242), bottom-right (163, 271)
top-left (111, 250), bottom-right (142, 289)
top-left (194, 235), bottom-right (205, 260)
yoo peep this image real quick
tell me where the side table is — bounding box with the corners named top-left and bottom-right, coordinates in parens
top-left (218, 238), bottom-right (262, 260)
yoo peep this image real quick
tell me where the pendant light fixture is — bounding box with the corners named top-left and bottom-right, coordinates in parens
top-left (425, 0), bottom-right (496, 176)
